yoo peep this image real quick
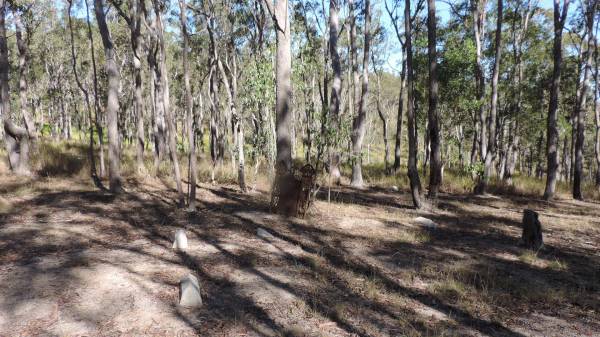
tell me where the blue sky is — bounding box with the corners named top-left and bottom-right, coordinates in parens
top-left (378, 0), bottom-right (555, 73)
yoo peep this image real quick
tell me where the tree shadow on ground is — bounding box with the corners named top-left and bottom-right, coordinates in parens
top-left (0, 178), bottom-right (598, 336)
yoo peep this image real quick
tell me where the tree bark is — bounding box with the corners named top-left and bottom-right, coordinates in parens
top-left (85, 0), bottom-right (105, 178)
top-left (374, 69), bottom-right (390, 172)
top-left (350, 0), bottom-right (371, 188)
top-left (179, 0), bottom-right (198, 209)
top-left (427, 0), bottom-right (441, 197)
top-left (393, 56), bottom-right (406, 172)
top-left (153, 0), bottom-right (184, 206)
top-left (543, 0), bottom-right (569, 200)
top-left (1, 0), bottom-right (29, 175)
top-left (13, 10), bottom-right (35, 139)
top-left (264, 0), bottom-right (292, 171)
top-left (133, 0), bottom-right (145, 173)
top-left (328, 0), bottom-right (342, 183)
top-left (405, 0), bottom-right (422, 208)
top-left (94, 0), bottom-right (121, 193)
top-left (573, 0), bottom-right (597, 200)
top-left (474, 0), bottom-right (488, 162)
top-left (476, 0), bottom-right (503, 195)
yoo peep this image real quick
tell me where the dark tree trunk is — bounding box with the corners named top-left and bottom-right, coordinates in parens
top-left (393, 56), bottom-right (406, 173)
top-left (328, 0), bottom-right (342, 183)
top-left (427, 0), bottom-right (441, 197)
top-left (405, 0), bottom-right (422, 208)
top-left (544, 0), bottom-right (570, 199)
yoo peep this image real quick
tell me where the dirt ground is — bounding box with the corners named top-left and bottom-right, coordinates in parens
top-left (0, 173), bottom-right (599, 337)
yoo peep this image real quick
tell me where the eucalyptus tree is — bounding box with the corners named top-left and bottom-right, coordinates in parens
top-left (543, 0), bottom-right (570, 200)
top-left (473, 0), bottom-right (488, 162)
top-left (179, 0), bottom-right (198, 209)
top-left (94, 0), bottom-right (122, 192)
top-left (427, 0), bottom-right (441, 197)
top-left (328, 0), bottom-right (342, 183)
top-left (112, 0), bottom-right (146, 174)
top-left (405, 0), bottom-right (422, 208)
top-left (1, 0), bottom-right (29, 175)
top-left (350, 0), bottom-right (371, 188)
top-left (475, 0), bottom-right (503, 195)
top-left (263, 0), bottom-right (292, 171)
top-left (13, 6), bottom-right (36, 139)
top-left (385, 0), bottom-right (424, 174)
top-left (573, 0), bottom-right (598, 200)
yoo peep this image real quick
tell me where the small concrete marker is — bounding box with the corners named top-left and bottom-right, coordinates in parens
top-left (391, 186), bottom-right (399, 191)
top-left (179, 274), bottom-right (202, 308)
top-left (413, 216), bottom-right (437, 230)
top-left (173, 229), bottom-right (188, 250)
top-left (257, 227), bottom-right (275, 240)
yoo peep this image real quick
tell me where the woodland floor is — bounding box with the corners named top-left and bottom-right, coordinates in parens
top-left (0, 168), bottom-right (599, 337)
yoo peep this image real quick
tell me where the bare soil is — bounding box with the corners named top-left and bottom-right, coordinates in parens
top-left (0, 173), bottom-right (598, 337)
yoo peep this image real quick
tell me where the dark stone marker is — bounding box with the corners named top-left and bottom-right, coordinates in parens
top-left (522, 209), bottom-right (543, 250)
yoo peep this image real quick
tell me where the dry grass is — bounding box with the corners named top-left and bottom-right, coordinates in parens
top-left (0, 141), bottom-right (599, 336)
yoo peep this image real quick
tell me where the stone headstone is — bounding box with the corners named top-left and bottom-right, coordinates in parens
top-left (172, 229), bottom-right (188, 250)
top-left (257, 227), bottom-right (275, 240)
top-left (179, 274), bottom-right (202, 308)
top-left (391, 186), bottom-right (399, 191)
top-left (522, 209), bottom-right (543, 250)
top-left (413, 216), bottom-right (437, 229)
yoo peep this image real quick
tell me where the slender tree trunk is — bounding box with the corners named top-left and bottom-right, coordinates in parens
top-left (85, 0), bottom-right (105, 178)
top-left (427, 0), bottom-right (441, 197)
top-left (153, 0), bottom-right (184, 206)
top-left (350, 0), bottom-right (371, 187)
top-left (217, 56), bottom-right (246, 192)
top-left (375, 70), bottom-right (390, 172)
top-left (179, 0), bottom-right (197, 209)
top-left (573, 0), bottom-right (597, 200)
top-left (544, 0), bottom-right (570, 199)
top-left (474, 0), bottom-right (488, 161)
top-left (328, 0), bottom-right (342, 183)
top-left (68, 0), bottom-right (99, 186)
top-left (349, 0), bottom-right (359, 124)
top-left (131, 0), bottom-right (145, 174)
top-left (476, 0), bottom-right (502, 195)
top-left (393, 56), bottom-right (406, 172)
top-left (94, 0), bottom-right (121, 192)
top-left (406, 0), bottom-right (422, 208)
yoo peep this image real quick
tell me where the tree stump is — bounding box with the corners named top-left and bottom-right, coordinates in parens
top-left (270, 163), bottom-right (316, 218)
top-left (522, 209), bottom-right (543, 250)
